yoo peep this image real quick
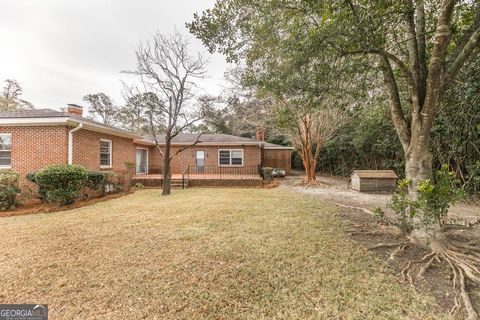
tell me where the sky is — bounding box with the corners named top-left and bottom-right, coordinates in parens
top-left (0, 0), bottom-right (229, 112)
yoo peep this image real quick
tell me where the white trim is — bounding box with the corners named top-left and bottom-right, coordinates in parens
top-left (135, 147), bottom-right (149, 175)
top-left (0, 117), bottom-right (140, 139)
top-left (0, 133), bottom-right (12, 169)
top-left (100, 139), bottom-right (112, 168)
top-left (68, 123), bottom-right (83, 164)
top-left (218, 149), bottom-right (244, 167)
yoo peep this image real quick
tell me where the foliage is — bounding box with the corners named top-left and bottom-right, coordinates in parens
top-left (388, 179), bottom-right (415, 234)
top-left (34, 165), bottom-right (88, 205)
top-left (389, 166), bottom-right (464, 234)
top-left (0, 171), bottom-right (19, 210)
top-left (83, 93), bottom-right (119, 125)
top-left (372, 207), bottom-right (386, 222)
top-left (415, 165), bottom-right (464, 228)
top-left (0, 79), bottom-right (33, 111)
top-left (85, 171), bottom-right (106, 192)
top-left (261, 167), bottom-right (273, 183)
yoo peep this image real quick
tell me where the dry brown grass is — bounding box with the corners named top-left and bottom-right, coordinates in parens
top-left (0, 188), bottom-right (447, 319)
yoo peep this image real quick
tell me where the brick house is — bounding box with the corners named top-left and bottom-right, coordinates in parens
top-left (0, 105), bottom-right (293, 188)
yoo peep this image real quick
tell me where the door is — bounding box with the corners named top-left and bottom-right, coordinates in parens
top-left (136, 149), bottom-right (148, 174)
top-left (195, 150), bottom-right (205, 173)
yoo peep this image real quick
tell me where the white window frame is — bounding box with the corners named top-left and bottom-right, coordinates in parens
top-left (135, 147), bottom-right (149, 174)
top-left (218, 149), bottom-right (244, 167)
top-left (0, 133), bottom-right (12, 169)
top-left (100, 139), bottom-right (112, 168)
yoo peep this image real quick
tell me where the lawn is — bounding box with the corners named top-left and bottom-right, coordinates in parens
top-left (0, 188), bottom-right (444, 319)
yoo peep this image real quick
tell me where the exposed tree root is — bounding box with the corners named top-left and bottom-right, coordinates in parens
top-left (294, 179), bottom-right (328, 188)
top-left (396, 240), bottom-right (480, 320)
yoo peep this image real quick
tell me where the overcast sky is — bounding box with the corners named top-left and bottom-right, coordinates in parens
top-left (0, 0), bottom-right (229, 111)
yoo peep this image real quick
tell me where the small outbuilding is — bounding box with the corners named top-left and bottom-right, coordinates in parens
top-left (350, 170), bottom-right (398, 192)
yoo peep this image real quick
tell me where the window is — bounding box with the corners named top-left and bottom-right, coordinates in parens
top-left (100, 139), bottom-right (112, 168)
top-left (218, 149), bottom-right (243, 166)
top-left (0, 134), bottom-right (11, 168)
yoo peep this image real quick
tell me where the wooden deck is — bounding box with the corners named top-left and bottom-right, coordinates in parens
top-left (133, 173), bottom-right (262, 180)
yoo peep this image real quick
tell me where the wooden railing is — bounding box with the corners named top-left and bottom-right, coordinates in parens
top-left (183, 165), bottom-right (261, 180)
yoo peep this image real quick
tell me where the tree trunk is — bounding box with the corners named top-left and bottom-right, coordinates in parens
top-left (302, 151), bottom-right (317, 183)
top-left (162, 134), bottom-right (172, 196)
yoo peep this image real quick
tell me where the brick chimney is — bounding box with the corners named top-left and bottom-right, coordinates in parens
top-left (67, 104), bottom-right (83, 116)
top-left (256, 127), bottom-right (265, 141)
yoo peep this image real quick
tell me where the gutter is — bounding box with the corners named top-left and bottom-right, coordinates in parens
top-left (68, 123), bottom-right (83, 164)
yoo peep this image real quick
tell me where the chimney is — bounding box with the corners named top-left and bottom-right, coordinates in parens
top-left (67, 104), bottom-right (83, 116)
top-left (256, 127), bottom-right (265, 141)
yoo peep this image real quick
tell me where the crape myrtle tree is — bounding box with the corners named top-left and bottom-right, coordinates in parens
top-left (189, 1), bottom-right (480, 317)
top-left (124, 31), bottom-right (208, 195)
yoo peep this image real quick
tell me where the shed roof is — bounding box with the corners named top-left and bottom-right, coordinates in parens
top-left (352, 170), bottom-right (398, 179)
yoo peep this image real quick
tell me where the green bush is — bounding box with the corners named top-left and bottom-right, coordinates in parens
top-left (86, 171), bottom-right (106, 192)
top-left (388, 165), bottom-right (464, 234)
top-left (35, 165), bottom-right (88, 205)
top-left (0, 171), bottom-right (19, 210)
top-left (261, 167), bottom-right (273, 183)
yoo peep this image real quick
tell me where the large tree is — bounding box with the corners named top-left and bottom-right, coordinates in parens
top-left (0, 79), bottom-right (33, 111)
top-left (124, 31), bottom-right (208, 195)
top-left (82, 93), bottom-right (119, 125)
top-left (189, 1), bottom-right (480, 317)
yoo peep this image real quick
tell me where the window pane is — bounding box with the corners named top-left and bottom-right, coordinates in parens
top-left (231, 150), bottom-right (243, 165)
top-left (0, 152), bottom-right (11, 166)
top-left (100, 140), bottom-right (111, 166)
top-left (0, 134), bottom-right (11, 150)
top-left (219, 150), bottom-right (230, 165)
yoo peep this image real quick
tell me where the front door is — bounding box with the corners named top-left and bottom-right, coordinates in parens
top-left (195, 150), bottom-right (205, 173)
top-left (136, 149), bottom-right (148, 174)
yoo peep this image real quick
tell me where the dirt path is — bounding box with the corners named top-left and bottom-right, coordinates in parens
top-left (279, 174), bottom-right (480, 222)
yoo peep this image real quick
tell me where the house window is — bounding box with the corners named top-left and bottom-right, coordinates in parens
top-left (218, 149), bottom-right (243, 166)
top-left (100, 139), bottom-right (112, 168)
top-left (0, 133), bottom-right (11, 168)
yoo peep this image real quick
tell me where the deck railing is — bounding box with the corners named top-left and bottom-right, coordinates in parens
top-left (183, 165), bottom-right (261, 180)
top-left (133, 164), bottom-right (262, 181)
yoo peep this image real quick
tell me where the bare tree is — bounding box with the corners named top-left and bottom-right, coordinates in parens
top-left (0, 79), bottom-right (33, 111)
top-left (82, 93), bottom-right (119, 125)
top-left (124, 31), bottom-right (208, 195)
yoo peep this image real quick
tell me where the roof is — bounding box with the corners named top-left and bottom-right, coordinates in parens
top-left (0, 108), bottom-right (140, 139)
top-left (135, 133), bottom-right (294, 149)
top-left (0, 109), bottom-right (294, 149)
top-left (351, 170), bottom-right (398, 179)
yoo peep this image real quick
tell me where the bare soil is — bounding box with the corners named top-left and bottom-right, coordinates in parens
top-left (281, 173), bottom-right (480, 318)
top-left (281, 173), bottom-right (480, 222)
top-left (0, 191), bottom-right (133, 218)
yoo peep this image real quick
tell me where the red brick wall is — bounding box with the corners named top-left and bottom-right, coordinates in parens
top-left (0, 126), bottom-right (69, 185)
top-left (148, 145), bottom-right (262, 174)
top-left (72, 129), bottom-right (136, 172)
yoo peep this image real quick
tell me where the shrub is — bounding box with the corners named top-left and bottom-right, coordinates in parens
top-left (35, 165), bottom-right (88, 205)
top-left (86, 171), bottom-right (106, 191)
top-left (0, 171), bottom-right (19, 210)
top-left (387, 179), bottom-right (415, 233)
top-left (261, 167), bottom-right (273, 183)
top-left (388, 165), bottom-right (464, 234)
top-left (104, 172), bottom-right (120, 193)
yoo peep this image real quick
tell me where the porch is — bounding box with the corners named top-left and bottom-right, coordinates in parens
top-left (131, 165), bottom-right (263, 187)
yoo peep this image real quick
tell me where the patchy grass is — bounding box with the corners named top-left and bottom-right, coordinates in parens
top-left (0, 189), bottom-right (446, 319)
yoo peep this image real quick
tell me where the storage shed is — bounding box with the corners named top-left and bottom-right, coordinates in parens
top-left (350, 170), bottom-right (398, 192)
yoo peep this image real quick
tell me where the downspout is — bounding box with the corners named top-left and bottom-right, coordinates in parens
top-left (68, 123), bottom-right (83, 164)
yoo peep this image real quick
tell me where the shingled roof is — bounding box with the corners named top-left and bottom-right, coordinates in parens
top-left (135, 133), bottom-right (294, 149)
top-left (351, 170), bottom-right (398, 179)
top-left (0, 108), bottom-right (140, 138)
